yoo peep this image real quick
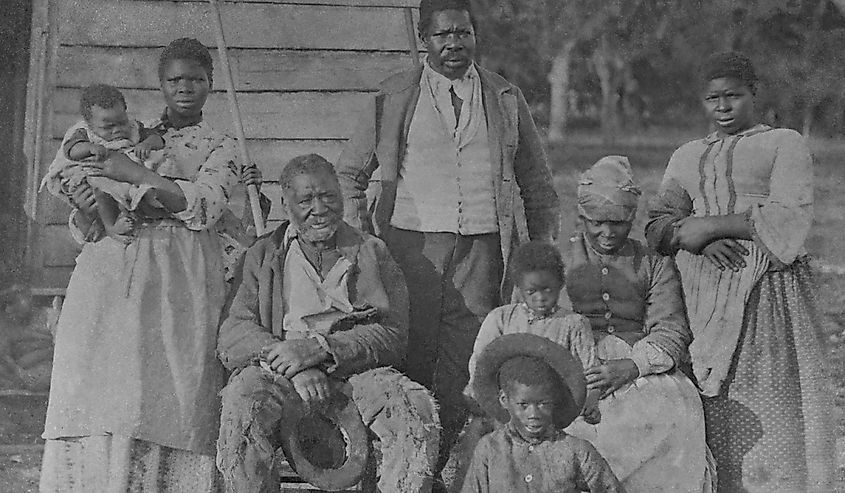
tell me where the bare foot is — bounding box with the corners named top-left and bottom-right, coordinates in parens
top-left (107, 214), bottom-right (135, 239)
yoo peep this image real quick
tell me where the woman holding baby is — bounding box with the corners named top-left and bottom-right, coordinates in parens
top-left (39, 38), bottom-right (255, 490)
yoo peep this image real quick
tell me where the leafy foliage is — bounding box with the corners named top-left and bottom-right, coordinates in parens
top-left (471, 0), bottom-right (845, 136)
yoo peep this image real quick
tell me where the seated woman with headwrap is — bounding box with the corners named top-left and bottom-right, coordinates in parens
top-left (561, 156), bottom-right (715, 493)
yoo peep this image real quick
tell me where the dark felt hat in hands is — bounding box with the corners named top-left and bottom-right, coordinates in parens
top-left (471, 333), bottom-right (587, 428)
top-left (277, 390), bottom-right (370, 491)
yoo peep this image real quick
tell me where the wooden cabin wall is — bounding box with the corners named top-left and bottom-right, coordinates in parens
top-left (0, 0), bottom-right (32, 284)
top-left (26, 0), bottom-right (420, 291)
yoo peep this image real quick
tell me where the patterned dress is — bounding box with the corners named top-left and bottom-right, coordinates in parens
top-left (646, 124), bottom-right (836, 492)
top-left (562, 234), bottom-right (713, 493)
top-left (40, 116), bottom-right (240, 492)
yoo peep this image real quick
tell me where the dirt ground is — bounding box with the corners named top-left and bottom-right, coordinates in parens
top-left (1, 137), bottom-right (844, 491)
top-left (0, 394), bottom-right (46, 492)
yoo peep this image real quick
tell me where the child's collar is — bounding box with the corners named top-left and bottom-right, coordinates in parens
top-left (521, 302), bottom-right (560, 323)
top-left (505, 421), bottom-right (562, 445)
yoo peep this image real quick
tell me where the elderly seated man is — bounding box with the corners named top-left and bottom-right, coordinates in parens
top-left (216, 154), bottom-right (440, 493)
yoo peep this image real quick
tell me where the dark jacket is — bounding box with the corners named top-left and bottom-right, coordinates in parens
top-left (335, 64), bottom-right (560, 278)
top-left (217, 221), bottom-right (409, 378)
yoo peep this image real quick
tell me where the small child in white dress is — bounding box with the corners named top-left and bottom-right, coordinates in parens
top-left (41, 84), bottom-right (166, 240)
top-left (466, 240), bottom-right (601, 422)
top-left (448, 241), bottom-right (603, 491)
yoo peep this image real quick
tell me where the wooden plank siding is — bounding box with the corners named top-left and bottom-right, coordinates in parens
top-left (51, 89), bottom-right (375, 139)
top-left (57, 47), bottom-right (412, 91)
top-left (27, 0), bottom-right (420, 290)
top-left (59, 0), bottom-right (418, 50)
top-left (145, 0), bottom-right (418, 7)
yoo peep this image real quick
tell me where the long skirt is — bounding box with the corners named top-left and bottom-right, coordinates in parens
top-left (41, 221), bottom-right (227, 489)
top-left (39, 436), bottom-right (221, 492)
top-left (566, 335), bottom-right (715, 493)
top-left (701, 261), bottom-right (836, 492)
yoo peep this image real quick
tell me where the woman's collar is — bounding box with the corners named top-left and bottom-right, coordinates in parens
top-left (581, 232), bottom-right (633, 258)
top-left (703, 123), bottom-right (772, 144)
top-left (156, 108), bottom-right (204, 130)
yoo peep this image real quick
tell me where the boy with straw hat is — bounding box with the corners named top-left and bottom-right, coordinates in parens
top-left (462, 333), bottom-right (624, 492)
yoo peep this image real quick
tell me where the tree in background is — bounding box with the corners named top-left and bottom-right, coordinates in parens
top-left (696, 0), bottom-right (845, 137)
top-left (473, 0), bottom-right (845, 139)
top-left (472, 0), bottom-right (672, 142)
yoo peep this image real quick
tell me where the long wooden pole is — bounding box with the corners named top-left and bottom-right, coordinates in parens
top-left (208, 0), bottom-right (265, 236)
top-left (404, 8), bottom-right (421, 67)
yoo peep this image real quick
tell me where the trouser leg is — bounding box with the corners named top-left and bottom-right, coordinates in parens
top-left (217, 365), bottom-right (297, 493)
top-left (384, 229), bottom-right (455, 388)
top-left (433, 233), bottom-right (503, 474)
top-left (349, 368), bottom-right (440, 493)
top-left (385, 230), bottom-right (502, 478)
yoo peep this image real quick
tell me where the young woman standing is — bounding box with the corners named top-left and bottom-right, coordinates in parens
top-left (646, 52), bottom-right (836, 492)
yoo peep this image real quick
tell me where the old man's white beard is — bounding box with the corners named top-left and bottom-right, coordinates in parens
top-left (286, 206), bottom-right (340, 243)
top-left (298, 222), bottom-right (339, 243)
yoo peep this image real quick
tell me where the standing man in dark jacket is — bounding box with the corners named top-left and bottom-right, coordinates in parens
top-left (335, 0), bottom-right (559, 482)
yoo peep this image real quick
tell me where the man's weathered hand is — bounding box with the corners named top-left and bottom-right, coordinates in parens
top-left (582, 404), bottom-right (602, 425)
top-left (290, 368), bottom-right (332, 409)
top-left (262, 339), bottom-right (328, 378)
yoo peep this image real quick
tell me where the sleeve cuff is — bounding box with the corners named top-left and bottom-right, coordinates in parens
top-left (312, 333), bottom-right (339, 374)
top-left (68, 209), bottom-right (88, 245)
top-left (218, 332), bottom-right (280, 372)
top-left (172, 180), bottom-right (200, 223)
top-left (629, 350), bottom-right (652, 378)
top-left (748, 206), bottom-right (789, 268)
top-left (629, 341), bottom-right (675, 377)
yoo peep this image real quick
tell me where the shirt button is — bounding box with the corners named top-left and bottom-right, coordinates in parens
top-left (602, 292), bottom-right (610, 301)
top-left (528, 445), bottom-right (534, 452)
top-left (601, 267), bottom-right (609, 275)
top-left (569, 237), bottom-right (577, 243)
top-left (525, 474), bottom-right (533, 483)
top-left (604, 311), bottom-right (612, 320)
top-left (607, 325), bottom-right (615, 333)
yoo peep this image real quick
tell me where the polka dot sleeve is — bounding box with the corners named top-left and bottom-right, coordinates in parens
top-left (172, 136), bottom-right (239, 231)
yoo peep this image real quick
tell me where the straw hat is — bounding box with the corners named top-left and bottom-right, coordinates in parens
top-left (471, 333), bottom-right (587, 428)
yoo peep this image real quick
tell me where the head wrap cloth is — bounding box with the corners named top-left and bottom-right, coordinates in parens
top-left (577, 155), bottom-right (641, 222)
